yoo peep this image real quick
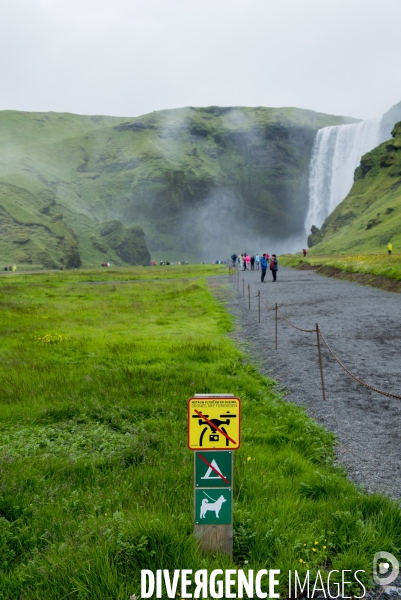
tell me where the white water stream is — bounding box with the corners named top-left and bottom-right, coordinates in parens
top-left (305, 118), bottom-right (384, 235)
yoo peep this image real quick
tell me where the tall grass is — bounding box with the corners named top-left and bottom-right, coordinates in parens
top-left (280, 252), bottom-right (401, 281)
top-left (0, 267), bottom-right (399, 598)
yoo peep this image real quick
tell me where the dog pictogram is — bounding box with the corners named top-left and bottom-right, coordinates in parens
top-left (200, 492), bottom-right (227, 519)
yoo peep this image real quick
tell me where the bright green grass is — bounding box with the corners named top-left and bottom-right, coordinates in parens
top-left (0, 268), bottom-right (399, 599)
top-left (0, 263), bottom-right (229, 283)
top-left (280, 252), bottom-right (401, 281)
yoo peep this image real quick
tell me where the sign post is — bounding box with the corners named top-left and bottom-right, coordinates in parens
top-left (188, 394), bottom-right (240, 556)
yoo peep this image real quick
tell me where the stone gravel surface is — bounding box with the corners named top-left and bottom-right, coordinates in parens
top-left (219, 266), bottom-right (401, 500)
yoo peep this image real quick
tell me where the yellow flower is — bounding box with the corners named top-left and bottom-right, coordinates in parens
top-left (303, 544), bottom-right (306, 546)
top-left (299, 559), bottom-right (303, 563)
top-left (314, 541), bottom-right (318, 545)
top-left (247, 457), bottom-right (251, 462)
top-left (323, 546), bottom-right (326, 549)
top-left (312, 548), bottom-right (316, 552)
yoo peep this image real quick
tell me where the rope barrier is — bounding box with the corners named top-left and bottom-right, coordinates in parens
top-left (319, 331), bottom-right (401, 400)
top-left (235, 278), bottom-right (401, 402)
top-left (260, 297), bottom-right (276, 311)
top-left (277, 306), bottom-right (315, 333)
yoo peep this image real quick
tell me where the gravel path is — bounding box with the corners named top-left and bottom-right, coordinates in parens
top-left (219, 266), bottom-right (401, 500)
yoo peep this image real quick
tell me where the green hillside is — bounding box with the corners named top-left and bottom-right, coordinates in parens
top-left (0, 107), bottom-right (355, 268)
top-left (308, 122), bottom-right (401, 253)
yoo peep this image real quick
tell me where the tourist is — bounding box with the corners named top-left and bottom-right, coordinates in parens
top-left (255, 253), bottom-right (260, 270)
top-left (271, 254), bottom-right (278, 281)
top-left (260, 254), bottom-right (267, 283)
top-left (388, 242), bottom-right (393, 254)
top-left (245, 254), bottom-right (250, 269)
top-left (303, 248), bottom-right (307, 257)
top-left (250, 255), bottom-right (255, 270)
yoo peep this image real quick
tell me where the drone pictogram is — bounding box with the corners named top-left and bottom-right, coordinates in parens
top-left (192, 410), bottom-right (237, 447)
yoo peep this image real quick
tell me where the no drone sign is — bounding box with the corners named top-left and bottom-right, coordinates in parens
top-left (187, 395), bottom-right (241, 450)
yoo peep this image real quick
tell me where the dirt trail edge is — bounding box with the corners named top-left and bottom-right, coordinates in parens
top-left (210, 267), bottom-right (401, 500)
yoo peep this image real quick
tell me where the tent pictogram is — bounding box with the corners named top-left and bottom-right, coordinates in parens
top-left (195, 451), bottom-right (232, 487)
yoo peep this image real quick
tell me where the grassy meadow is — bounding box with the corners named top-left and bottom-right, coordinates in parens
top-left (0, 265), bottom-right (400, 598)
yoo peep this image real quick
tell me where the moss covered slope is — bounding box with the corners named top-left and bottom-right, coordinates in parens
top-left (0, 107), bottom-right (355, 268)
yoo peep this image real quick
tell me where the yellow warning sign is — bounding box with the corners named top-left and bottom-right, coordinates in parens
top-left (187, 396), bottom-right (241, 450)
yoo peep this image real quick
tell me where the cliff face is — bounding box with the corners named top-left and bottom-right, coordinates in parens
top-left (307, 122), bottom-right (401, 253)
top-left (0, 107), bottom-right (355, 267)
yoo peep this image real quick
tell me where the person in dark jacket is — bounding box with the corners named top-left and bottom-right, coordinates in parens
top-left (260, 254), bottom-right (267, 282)
top-left (271, 254), bottom-right (278, 281)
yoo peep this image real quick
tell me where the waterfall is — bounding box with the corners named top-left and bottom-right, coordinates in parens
top-left (305, 118), bottom-right (384, 236)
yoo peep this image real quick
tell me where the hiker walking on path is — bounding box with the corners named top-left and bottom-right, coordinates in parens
top-left (255, 254), bottom-right (260, 270)
top-left (271, 254), bottom-right (278, 281)
top-left (388, 242), bottom-right (393, 254)
top-left (260, 253), bottom-right (267, 283)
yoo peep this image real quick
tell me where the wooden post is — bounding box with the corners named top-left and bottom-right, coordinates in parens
top-left (275, 303), bottom-right (278, 350)
top-left (248, 284), bottom-right (250, 310)
top-left (258, 291), bottom-right (260, 323)
top-left (242, 279), bottom-right (244, 297)
top-left (316, 323), bottom-right (326, 401)
top-left (194, 525), bottom-right (233, 555)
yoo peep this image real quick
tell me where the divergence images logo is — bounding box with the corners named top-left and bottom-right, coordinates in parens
top-left (373, 552), bottom-right (399, 586)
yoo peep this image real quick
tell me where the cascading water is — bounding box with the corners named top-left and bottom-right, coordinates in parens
top-left (305, 118), bottom-right (384, 236)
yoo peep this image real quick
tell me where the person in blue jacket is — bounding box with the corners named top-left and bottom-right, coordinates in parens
top-left (260, 253), bottom-right (268, 282)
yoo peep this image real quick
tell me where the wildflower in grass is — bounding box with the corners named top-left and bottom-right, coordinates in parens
top-left (247, 456), bottom-right (251, 461)
top-left (312, 547), bottom-right (316, 552)
top-left (323, 545), bottom-right (327, 549)
top-left (314, 540), bottom-right (318, 545)
top-left (35, 333), bottom-right (66, 344)
top-left (299, 559), bottom-right (303, 563)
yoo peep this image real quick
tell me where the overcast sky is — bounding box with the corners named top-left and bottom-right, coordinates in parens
top-left (1, 0), bottom-right (400, 120)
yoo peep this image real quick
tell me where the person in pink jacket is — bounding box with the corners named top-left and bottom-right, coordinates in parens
top-left (245, 254), bottom-right (250, 269)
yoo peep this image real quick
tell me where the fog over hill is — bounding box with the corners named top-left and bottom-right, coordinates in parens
top-left (0, 106), bottom-right (358, 267)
